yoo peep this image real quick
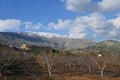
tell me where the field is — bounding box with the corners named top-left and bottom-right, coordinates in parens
top-left (0, 45), bottom-right (120, 80)
top-left (64, 74), bottom-right (120, 80)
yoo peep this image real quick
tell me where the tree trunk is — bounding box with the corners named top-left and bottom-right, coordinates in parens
top-left (48, 65), bottom-right (52, 77)
top-left (73, 64), bottom-right (76, 70)
top-left (68, 63), bottom-right (71, 69)
top-left (0, 70), bottom-right (2, 77)
top-left (100, 65), bottom-right (106, 77)
top-left (0, 73), bottom-right (2, 77)
top-left (88, 66), bottom-right (91, 74)
top-left (79, 67), bottom-right (82, 71)
top-left (100, 70), bottom-right (104, 77)
top-left (48, 70), bottom-right (52, 77)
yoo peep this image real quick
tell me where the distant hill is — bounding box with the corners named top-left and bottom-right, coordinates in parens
top-left (1, 32), bottom-right (120, 54)
top-left (88, 40), bottom-right (120, 55)
top-left (0, 32), bottom-right (95, 50)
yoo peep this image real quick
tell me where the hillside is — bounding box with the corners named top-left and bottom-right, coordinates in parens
top-left (1, 32), bottom-right (120, 54)
top-left (89, 40), bottom-right (120, 55)
top-left (0, 32), bottom-right (95, 50)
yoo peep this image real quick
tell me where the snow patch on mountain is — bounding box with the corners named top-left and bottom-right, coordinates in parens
top-left (19, 32), bottom-right (68, 38)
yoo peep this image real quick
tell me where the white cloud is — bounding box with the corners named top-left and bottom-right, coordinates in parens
top-left (99, 0), bottom-right (120, 11)
top-left (69, 33), bottom-right (87, 39)
top-left (48, 16), bottom-right (89, 39)
top-left (66, 0), bottom-right (98, 12)
top-left (109, 16), bottom-right (120, 40)
top-left (109, 30), bottom-right (117, 37)
top-left (58, 0), bottom-right (120, 40)
top-left (48, 19), bottom-right (71, 30)
top-left (0, 19), bottom-right (45, 32)
top-left (109, 29), bottom-right (120, 40)
top-left (24, 22), bottom-right (44, 30)
top-left (1, 13), bottom-right (120, 40)
top-left (63, 0), bottom-right (120, 12)
top-left (110, 17), bottom-right (120, 28)
top-left (0, 19), bottom-right (21, 31)
top-left (48, 12), bottom-right (120, 39)
top-left (86, 13), bottom-right (113, 37)
top-left (68, 26), bottom-right (87, 39)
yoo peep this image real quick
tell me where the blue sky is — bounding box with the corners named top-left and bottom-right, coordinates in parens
top-left (0, 0), bottom-right (120, 41)
top-left (0, 0), bottom-right (75, 23)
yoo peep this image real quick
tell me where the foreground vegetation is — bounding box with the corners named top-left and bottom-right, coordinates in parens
top-left (0, 43), bottom-right (120, 80)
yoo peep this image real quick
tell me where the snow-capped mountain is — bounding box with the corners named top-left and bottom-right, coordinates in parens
top-left (0, 32), bottom-right (95, 50)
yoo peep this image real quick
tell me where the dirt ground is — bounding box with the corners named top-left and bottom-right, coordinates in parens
top-left (63, 74), bottom-right (120, 80)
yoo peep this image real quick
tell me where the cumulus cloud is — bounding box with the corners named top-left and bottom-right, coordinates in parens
top-left (69, 33), bottom-right (87, 39)
top-left (109, 29), bottom-right (120, 40)
top-left (58, 0), bottom-right (120, 40)
top-left (62, 0), bottom-right (120, 12)
top-left (48, 12), bottom-right (120, 40)
top-left (109, 30), bottom-right (118, 37)
top-left (66, 0), bottom-right (98, 12)
top-left (109, 16), bottom-right (120, 40)
top-left (21, 14), bottom-right (120, 40)
top-left (68, 26), bottom-right (87, 39)
top-left (99, 0), bottom-right (120, 11)
top-left (0, 19), bottom-right (46, 32)
top-left (23, 22), bottom-right (44, 30)
top-left (110, 17), bottom-right (120, 29)
top-left (1, 14), bottom-right (120, 40)
top-left (0, 19), bottom-right (21, 31)
top-left (48, 19), bottom-right (71, 30)
top-left (86, 13), bottom-right (113, 37)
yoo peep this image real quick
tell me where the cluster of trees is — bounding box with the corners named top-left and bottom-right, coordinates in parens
top-left (0, 48), bottom-right (40, 77)
top-left (0, 44), bottom-right (120, 79)
top-left (36, 51), bottom-right (120, 78)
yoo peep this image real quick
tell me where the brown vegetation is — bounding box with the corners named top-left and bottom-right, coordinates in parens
top-left (0, 46), bottom-right (120, 80)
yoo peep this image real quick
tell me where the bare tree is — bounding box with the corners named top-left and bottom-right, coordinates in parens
top-left (82, 55), bottom-right (94, 74)
top-left (0, 49), bottom-right (29, 76)
top-left (91, 56), bottom-right (109, 77)
top-left (36, 49), bottom-right (56, 77)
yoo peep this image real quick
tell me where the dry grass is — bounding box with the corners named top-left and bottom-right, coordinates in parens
top-left (0, 74), bottom-right (120, 80)
top-left (63, 74), bottom-right (120, 80)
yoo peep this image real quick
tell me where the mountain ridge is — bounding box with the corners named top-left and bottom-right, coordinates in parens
top-left (0, 32), bottom-right (95, 50)
top-left (88, 40), bottom-right (120, 55)
top-left (0, 32), bottom-right (120, 54)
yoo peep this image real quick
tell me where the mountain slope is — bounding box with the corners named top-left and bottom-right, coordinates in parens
top-left (89, 40), bottom-right (120, 54)
top-left (0, 32), bottom-right (95, 50)
top-left (64, 39), bottom-right (95, 50)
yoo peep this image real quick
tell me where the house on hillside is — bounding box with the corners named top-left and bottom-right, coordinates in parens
top-left (20, 44), bottom-right (31, 50)
top-left (97, 54), bottom-right (103, 57)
